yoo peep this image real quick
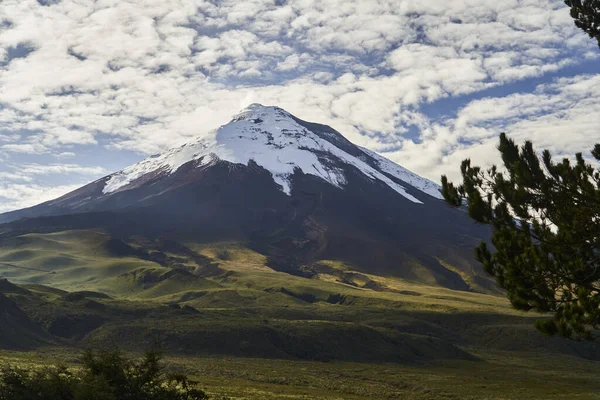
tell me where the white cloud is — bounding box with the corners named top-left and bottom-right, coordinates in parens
top-left (0, 0), bottom-right (597, 211)
top-left (55, 152), bottom-right (76, 158)
top-left (19, 163), bottom-right (107, 176)
top-left (384, 74), bottom-right (600, 183)
top-left (2, 143), bottom-right (45, 154)
top-left (0, 183), bottom-right (81, 213)
top-left (277, 54), bottom-right (301, 71)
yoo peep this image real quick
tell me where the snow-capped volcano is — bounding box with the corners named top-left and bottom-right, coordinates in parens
top-left (104, 104), bottom-right (441, 203)
top-left (0, 105), bottom-right (492, 293)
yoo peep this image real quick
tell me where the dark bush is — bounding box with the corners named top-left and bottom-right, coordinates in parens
top-left (214, 249), bottom-right (231, 261)
top-left (0, 349), bottom-right (208, 400)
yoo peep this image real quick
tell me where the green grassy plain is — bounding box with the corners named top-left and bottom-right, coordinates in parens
top-left (1, 348), bottom-right (599, 400)
top-left (0, 230), bottom-right (599, 399)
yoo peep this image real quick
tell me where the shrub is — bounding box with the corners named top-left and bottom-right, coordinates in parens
top-left (0, 349), bottom-right (208, 400)
top-left (214, 249), bottom-right (231, 261)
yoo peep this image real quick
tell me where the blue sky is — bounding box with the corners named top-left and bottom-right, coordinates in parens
top-left (0, 0), bottom-right (598, 212)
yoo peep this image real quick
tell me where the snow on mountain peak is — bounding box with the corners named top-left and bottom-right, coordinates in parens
top-left (103, 105), bottom-right (441, 203)
top-left (234, 103), bottom-right (285, 117)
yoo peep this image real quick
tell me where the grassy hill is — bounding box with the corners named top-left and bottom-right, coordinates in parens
top-left (0, 229), bottom-right (599, 398)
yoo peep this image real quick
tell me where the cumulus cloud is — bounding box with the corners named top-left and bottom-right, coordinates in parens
top-left (19, 163), bottom-right (107, 176)
top-left (0, 183), bottom-right (82, 213)
top-left (383, 73), bottom-right (600, 182)
top-left (0, 0), bottom-right (598, 211)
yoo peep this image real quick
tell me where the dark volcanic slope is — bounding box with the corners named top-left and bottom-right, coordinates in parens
top-left (0, 105), bottom-right (492, 291)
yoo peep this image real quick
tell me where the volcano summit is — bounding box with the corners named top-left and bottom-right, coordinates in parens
top-left (0, 105), bottom-right (491, 292)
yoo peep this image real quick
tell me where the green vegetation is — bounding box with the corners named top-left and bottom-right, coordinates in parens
top-left (0, 349), bottom-right (207, 400)
top-left (438, 0), bottom-right (600, 340)
top-left (1, 230), bottom-right (600, 398)
top-left (1, 348), bottom-right (600, 400)
top-left (0, 231), bottom-right (165, 296)
top-left (442, 134), bottom-right (600, 339)
top-left (565, 0), bottom-right (600, 47)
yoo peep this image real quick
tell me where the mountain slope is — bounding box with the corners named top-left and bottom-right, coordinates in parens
top-left (0, 104), bottom-right (491, 292)
top-left (0, 104), bottom-right (442, 221)
top-left (0, 280), bottom-right (49, 349)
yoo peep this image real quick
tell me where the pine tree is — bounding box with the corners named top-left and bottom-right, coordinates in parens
top-left (442, 134), bottom-right (600, 340)
top-left (565, 0), bottom-right (600, 47)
